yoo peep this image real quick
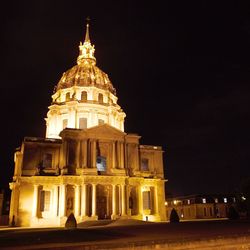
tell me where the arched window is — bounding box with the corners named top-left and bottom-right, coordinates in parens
top-left (98, 93), bottom-right (103, 104)
top-left (81, 91), bottom-right (87, 101)
top-left (65, 92), bottom-right (70, 101)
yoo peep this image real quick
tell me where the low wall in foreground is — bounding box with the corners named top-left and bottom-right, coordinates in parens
top-left (34, 235), bottom-right (250, 250)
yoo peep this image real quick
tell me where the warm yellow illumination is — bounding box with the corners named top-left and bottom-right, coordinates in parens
top-left (77, 23), bottom-right (96, 64)
top-left (45, 22), bottom-right (126, 139)
top-left (9, 22), bottom-right (166, 228)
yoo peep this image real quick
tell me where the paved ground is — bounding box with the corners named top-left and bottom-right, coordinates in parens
top-left (0, 219), bottom-right (250, 249)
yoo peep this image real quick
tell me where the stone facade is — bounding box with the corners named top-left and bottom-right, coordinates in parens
top-left (165, 194), bottom-right (236, 220)
top-left (9, 23), bottom-right (166, 227)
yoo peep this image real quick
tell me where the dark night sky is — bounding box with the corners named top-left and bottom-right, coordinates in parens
top-left (1, 1), bottom-right (250, 196)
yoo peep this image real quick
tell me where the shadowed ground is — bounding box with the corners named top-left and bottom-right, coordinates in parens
top-left (0, 219), bottom-right (250, 249)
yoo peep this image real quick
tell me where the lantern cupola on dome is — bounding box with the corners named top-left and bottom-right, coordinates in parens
top-left (45, 21), bottom-right (125, 139)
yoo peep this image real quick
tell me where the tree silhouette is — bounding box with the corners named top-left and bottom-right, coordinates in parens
top-left (65, 213), bottom-right (77, 228)
top-left (228, 206), bottom-right (239, 220)
top-left (170, 208), bottom-right (180, 223)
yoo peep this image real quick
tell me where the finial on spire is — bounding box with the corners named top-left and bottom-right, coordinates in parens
top-left (77, 17), bottom-right (96, 65)
top-left (84, 17), bottom-right (91, 43)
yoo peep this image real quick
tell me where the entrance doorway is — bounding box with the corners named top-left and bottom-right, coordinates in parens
top-left (96, 185), bottom-right (111, 219)
top-left (97, 196), bottom-right (107, 219)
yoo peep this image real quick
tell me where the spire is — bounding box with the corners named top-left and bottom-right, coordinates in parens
top-left (77, 18), bottom-right (96, 65)
top-left (84, 17), bottom-right (91, 43)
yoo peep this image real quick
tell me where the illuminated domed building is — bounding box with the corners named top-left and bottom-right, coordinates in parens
top-left (9, 23), bottom-right (166, 227)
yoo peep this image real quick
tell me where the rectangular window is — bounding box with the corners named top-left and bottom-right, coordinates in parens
top-left (202, 198), bottom-right (206, 204)
top-left (143, 191), bottom-right (151, 210)
top-left (40, 190), bottom-right (51, 212)
top-left (96, 156), bottom-right (106, 172)
top-left (79, 117), bottom-right (87, 129)
top-left (141, 158), bottom-right (149, 171)
top-left (42, 153), bottom-right (52, 168)
top-left (63, 119), bottom-right (68, 129)
top-left (98, 119), bottom-right (104, 125)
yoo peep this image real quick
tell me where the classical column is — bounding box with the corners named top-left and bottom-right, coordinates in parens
top-left (14, 152), bottom-right (22, 177)
top-left (59, 184), bottom-right (66, 217)
top-left (121, 184), bottom-right (126, 216)
top-left (91, 140), bottom-right (96, 168)
top-left (154, 186), bottom-right (159, 214)
top-left (75, 141), bottom-right (80, 168)
top-left (68, 108), bottom-right (76, 128)
top-left (112, 184), bottom-right (117, 217)
top-left (53, 185), bottom-right (59, 217)
top-left (120, 142), bottom-right (124, 168)
top-left (32, 185), bottom-right (39, 217)
top-left (81, 184), bottom-right (87, 217)
top-left (91, 184), bottom-right (96, 217)
top-left (117, 142), bottom-right (121, 168)
top-left (138, 186), bottom-right (143, 215)
top-left (83, 140), bottom-right (87, 168)
top-left (9, 182), bottom-right (20, 226)
top-left (112, 142), bottom-right (116, 168)
top-left (74, 185), bottom-right (80, 217)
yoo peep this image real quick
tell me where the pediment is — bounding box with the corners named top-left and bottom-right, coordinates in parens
top-left (85, 124), bottom-right (126, 139)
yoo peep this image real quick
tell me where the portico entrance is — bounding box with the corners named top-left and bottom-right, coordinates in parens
top-left (96, 184), bottom-right (112, 219)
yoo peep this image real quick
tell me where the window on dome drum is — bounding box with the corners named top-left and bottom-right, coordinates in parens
top-left (98, 119), bottom-right (104, 125)
top-left (143, 191), bottom-right (151, 210)
top-left (98, 93), bottom-right (103, 103)
top-left (79, 118), bottom-right (87, 129)
top-left (65, 92), bottom-right (71, 101)
top-left (96, 156), bottom-right (106, 172)
top-left (42, 153), bottom-right (52, 168)
top-left (141, 158), bottom-right (149, 171)
top-left (81, 91), bottom-right (87, 101)
top-left (63, 119), bottom-right (68, 129)
top-left (40, 190), bottom-right (51, 212)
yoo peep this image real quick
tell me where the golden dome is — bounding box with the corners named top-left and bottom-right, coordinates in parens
top-left (55, 23), bottom-right (116, 95)
top-left (56, 63), bottom-right (116, 95)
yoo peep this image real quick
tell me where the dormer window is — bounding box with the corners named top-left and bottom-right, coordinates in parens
top-left (81, 91), bottom-right (87, 101)
top-left (98, 93), bottom-right (103, 104)
top-left (65, 92), bottom-right (71, 101)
